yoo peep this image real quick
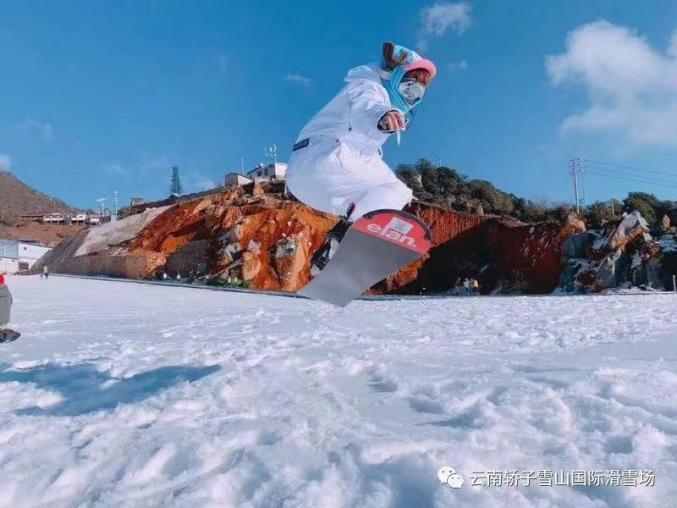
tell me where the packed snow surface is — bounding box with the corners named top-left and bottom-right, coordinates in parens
top-left (1, 276), bottom-right (677, 508)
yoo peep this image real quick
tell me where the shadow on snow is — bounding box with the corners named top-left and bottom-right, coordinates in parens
top-left (0, 362), bottom-right (220, 416)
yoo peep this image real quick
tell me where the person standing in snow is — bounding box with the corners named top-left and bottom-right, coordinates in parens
top-left (0, 274), bottom-right (20, 343)
top-left (287, 42), bottom-right (437, 273)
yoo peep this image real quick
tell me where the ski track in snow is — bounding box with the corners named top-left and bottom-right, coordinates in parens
top-left (1, 276), bottom-right (677, 508)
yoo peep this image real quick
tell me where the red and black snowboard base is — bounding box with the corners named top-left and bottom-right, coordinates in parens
top-left (299, 209), bottom-right (432, 307)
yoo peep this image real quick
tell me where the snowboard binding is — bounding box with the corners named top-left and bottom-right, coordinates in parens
top-left (310, 203), bottom-right (356, 276)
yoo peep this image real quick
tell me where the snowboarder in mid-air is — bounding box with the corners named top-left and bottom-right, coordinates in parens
top-left (287, 42), bottom-right (437, 275)
top-left (0, 274), bottom-right (21, 343)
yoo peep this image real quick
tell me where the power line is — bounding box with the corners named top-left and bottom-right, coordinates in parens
top-left (584, 169), bottom-right (677, 190)
top-left (568, 157), bottom-right (677, 208)
top-left (583, 158), bottom-right (677, 178)
top-left (583, 163), bottom-right (677, 185)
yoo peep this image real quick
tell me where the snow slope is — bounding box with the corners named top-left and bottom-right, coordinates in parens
top-left (75, 206), bottom-right (171, 257)
top-left (1, 276), bottom-right (677, 508)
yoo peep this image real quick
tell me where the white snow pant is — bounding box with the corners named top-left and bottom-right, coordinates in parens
top-left (0, 285), bottom-right (11, 326)
top-left (287, 137), bottom-right (413, 218)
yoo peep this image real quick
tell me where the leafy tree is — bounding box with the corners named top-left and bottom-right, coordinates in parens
top-left (437, 166), bottom-right (464, 194)
top-left (395, 163), bottom-right (423, 195)
top-left (418, 159), bottom-right (439, 195)
top-left (396, 159), bottom-right (465, 203)
top-left (623, 192), bottom-right (658, 224)
top-left (391, 158), bottom-right (673, 226)
top-left (170, 166), bottom-right (183, 196)
top-left (586, 201), bottom-right (615, 227)
top-left (465, 179), bottom-right (515, 215)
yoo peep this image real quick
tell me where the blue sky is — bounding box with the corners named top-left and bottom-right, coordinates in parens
top-left (1, 0), bottom-right (677, 210)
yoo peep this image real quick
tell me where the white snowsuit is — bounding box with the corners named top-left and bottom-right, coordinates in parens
top-left (287, 64), bottom-right (413, 218)
top-left (0, 284), bottom-right (11, 326)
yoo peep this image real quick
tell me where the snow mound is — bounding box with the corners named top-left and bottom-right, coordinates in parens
top-left (75, 206), bottom-right (171, 257)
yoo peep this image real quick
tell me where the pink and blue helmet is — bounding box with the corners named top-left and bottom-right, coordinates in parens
top-left (379, 43), bottom-right (437, 121)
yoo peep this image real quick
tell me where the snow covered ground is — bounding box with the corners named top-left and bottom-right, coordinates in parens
top-left (1, 276), bottom-right (677, 508)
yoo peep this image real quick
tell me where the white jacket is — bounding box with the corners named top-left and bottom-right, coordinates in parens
top-left (295, 64), bottom-right (393, 156)
top-left (287, 64), bottom-right (413, 217)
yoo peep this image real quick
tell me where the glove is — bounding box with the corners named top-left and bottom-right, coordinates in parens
top-left (378, 110), bottom-right (406, 133)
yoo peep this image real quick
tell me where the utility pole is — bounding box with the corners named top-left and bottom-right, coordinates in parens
top-left (569, 158), bottom-right (585, 214)
top-left (113, 190), bottom-right (118, 221)
top-left (96, 198), bottom-right (106, 224)
top-left (240, 156), bottom-right (245, 175)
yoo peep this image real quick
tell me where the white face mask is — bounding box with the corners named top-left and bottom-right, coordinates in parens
top-left (398, 78), bottom-right (426, 107)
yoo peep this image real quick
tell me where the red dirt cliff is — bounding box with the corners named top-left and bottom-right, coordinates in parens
top-left (33, 187), bottom-right (585, 295)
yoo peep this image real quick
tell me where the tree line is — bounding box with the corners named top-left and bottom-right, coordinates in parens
top-left (395, 159), bottom-right (677, 227)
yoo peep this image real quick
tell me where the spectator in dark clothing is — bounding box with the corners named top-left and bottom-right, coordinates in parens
top-left (0, 274), bottom-right (20, 343)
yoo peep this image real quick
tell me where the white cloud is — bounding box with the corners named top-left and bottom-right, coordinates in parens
top-left (0, 154), bottom-right (11, 171)
top-left (18, 117), bottom-right (54, 141)
top-left (105, 163), bottom-right (126, 175)
top-left (177, 172), bottom-right (219, 193)
top-left (193, 176), bottom-right (218, 191)
top-left (139, 155), bottom-right (172, 177)
top-left (448, 60), bottom-right (468, 71)
top-left (285, 73), bottom-right (313, 87)
top-left (417, 2), bottom-right (471, 52)
top-left (421, 2), bottom-right (471, 37)
top-left (216, 54), bottom-right (228, 73)
top-left (669, 31), bottom-right (677, 57)
top-left (547, 21), bottom-right (677, 149)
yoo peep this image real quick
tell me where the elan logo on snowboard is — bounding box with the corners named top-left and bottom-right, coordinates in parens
top-left (366, 217), bottom-right (416, 247)
top-left (352, 210), bottom-right (431, 256)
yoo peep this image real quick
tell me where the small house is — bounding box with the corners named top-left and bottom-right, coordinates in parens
top-left (246, 162), bottom-right (287, 182)
top-left (224, 173), bottom-right (253, 187)
top-left (0, 239), bottom-right (51, 274)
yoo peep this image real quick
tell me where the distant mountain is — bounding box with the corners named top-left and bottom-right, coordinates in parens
top-left (0, 171), bottom-right (79, 221)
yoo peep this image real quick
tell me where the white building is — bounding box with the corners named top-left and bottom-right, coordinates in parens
top-left (247, 162), bottom-right (287, 182)
top-left (41, 212), bottom-right (93, 224)
top-left (0, 239), bottom-right (51, 274)
top-left (224, 173), bottom-right (253, 187)
top-left (42, 213), bottom-right (66, 224)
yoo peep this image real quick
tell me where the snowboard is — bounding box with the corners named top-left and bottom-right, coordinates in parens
top-left (299, 209), bottom-right (432, 306)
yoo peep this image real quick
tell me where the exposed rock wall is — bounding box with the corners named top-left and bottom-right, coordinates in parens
top-left (386, 213), bottom-right (585, 295)
top-left (34, 187), bottom-right (590, 295)
top-left (559, 211), bottom-right (677, 293)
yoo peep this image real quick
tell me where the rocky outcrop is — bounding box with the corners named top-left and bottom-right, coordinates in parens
top-left (34, 187), bottom-right (590, 295)
top-left (559, 211), bottom-right (677, 293)
top-left (378, 202), bottom-right (488, 292)
top-left (384, 211), bottom-right (586, 295)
